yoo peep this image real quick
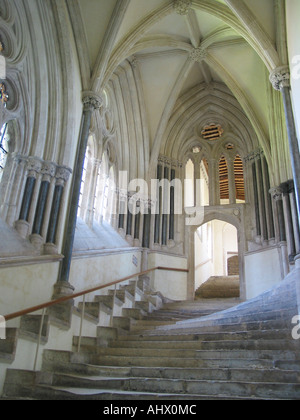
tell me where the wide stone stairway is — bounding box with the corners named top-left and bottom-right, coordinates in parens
top-left (2, 272), bottom-right (300, 400)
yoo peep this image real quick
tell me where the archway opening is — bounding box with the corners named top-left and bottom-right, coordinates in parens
top-left (194, 220), bottom-right (240, 299)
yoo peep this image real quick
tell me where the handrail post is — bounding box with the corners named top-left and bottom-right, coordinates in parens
top-left (33, 308), bottom-right (46, 371)
top-left (77, 295), bottom-right (86, 353)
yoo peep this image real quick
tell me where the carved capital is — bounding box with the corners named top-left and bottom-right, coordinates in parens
top-left (26, 157), bottom-right (43, 178)
top-left (173, 0), bottom-right (192, 15)
top-left (82, 91), bottom-right (103, 112)
top-left (55, 165), bottom-right (72, 186)
top-left (41, 162), bottom-right (56, 182)
top-left (270, 187), bottom-right (283, 201)
top-left (269, 66), bottom-right (290, 91)
top-left (190, 47), bottom-right (207, 63)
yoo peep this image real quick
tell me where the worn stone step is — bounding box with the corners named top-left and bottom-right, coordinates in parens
top-left (94, 343), bottom-right (297, 359)
top-left (122, 308), bottom-right (147, 320)
top-left (112, 317), bottom-right (131, 331)
top-left (44, 373), bottom-right (300, 399)
top-left (135, 301), bottom-right (155, 313)
top-left (4, 370), bottom-right (299, 400)
top-left (39, 359), bottom-right (300, 383)
top-left (94, 295), bottom-right (123, 309)
top-left (200, 339), bottom-right (299, 351)
top-left (19, 315), bottom-right (49, 344)
top-left (110, 330), bottom-right (291, 347)
top-left (0, 328), bottom-right (18, 362)
top-left (3, 384), bottom-right (254, 400)
top-left (77, 302), bottom-right (111, 320)
top-left (149, 318), bottom-right (293, 336)
top-left (88, 353), bottom-right (295, 369)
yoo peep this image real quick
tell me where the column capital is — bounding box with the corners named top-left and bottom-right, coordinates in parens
top-left (270, 187), bottom-right (283, 201)
top-left (55, 165), bottom-right (72, 186)
top-left (173, 0), bottom-right (192, 15)
top-left (269, 66), bottom-right (290, 91)
top-left (82, 91), bottom-right (103, 112)
top-left (41, 161), bottom-right (57, 182)
top-left (26, 157), bottom-right (43, 178)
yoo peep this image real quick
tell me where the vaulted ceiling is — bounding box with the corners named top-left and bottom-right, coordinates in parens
top-left (70, 0), bottom-right (288, 182)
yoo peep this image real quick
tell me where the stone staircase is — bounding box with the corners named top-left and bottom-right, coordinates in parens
top-left (195, 276), bottom-right (240, 299)
top-left (1, 272), bottom-right (300, 400)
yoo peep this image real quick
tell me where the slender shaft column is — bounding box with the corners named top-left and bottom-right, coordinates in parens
top-left (281, 181), bottom-right (296, 260)
top-left (256, 157), bottom-right (268, 241)
top-left (154, 164), bottom-right (162, 244)
top-left (32, 162), bottom-right (56, 236)
top-left (15, 157), bottom-right (43, 238)
top-left (288, 180), bottom-right (300, 255)
top-left (271, 187), bottom-right (289, 277)
top-left (58, 92), bottom-right (102, 289)
top-left (142, 199), bottom-right (152, 249)
top-left (252, 161), bottom-right (261, 238)
top-left (270, 67), bottom-right (300, 238)
top-left (169, 167), bottom-right (176, 241)
top-left (262, 157), bottom-right (275, 241)
top-left (162, 166), bottom-right (169, 246)
top-left (45, 166), bottom-right (72, 250)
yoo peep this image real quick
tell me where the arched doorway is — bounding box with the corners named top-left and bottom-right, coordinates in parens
top-left (186, 209), bottom-right (246, 301)
top-left (194, 220), bottom-right (240, 299)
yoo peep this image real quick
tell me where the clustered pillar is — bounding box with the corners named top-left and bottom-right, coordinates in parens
top-left (247, 151), bottom-right (275, 245)
top-left (15, 157), bottom-right (71, 253)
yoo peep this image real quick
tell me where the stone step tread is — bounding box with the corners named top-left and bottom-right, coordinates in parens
top-left (121, 329), bottom-right (293, 341)
top-left (48, 373), bottom-right (300, 392)
top-left (48, 367), bottom-right (300, 384)
top-left (110, 330), bottom-right (291, 344)
top-left (107, 338), bottom-right (293, 350)
top-left (94, 344), bottom-right (298, 357)
top-left (12, 379), bottom-right (300, 400)
top-left (16, 385), bottom-right (262, 400)
top-left (89, 354), bottom-right (297, 368)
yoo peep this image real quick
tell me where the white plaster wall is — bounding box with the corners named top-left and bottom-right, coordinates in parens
top-left (286, 0), bottom-right (300, 146)
top-left (0, 261), bottom-right (60, 326)
top-left (148, 252), bottom-right (188, 301)
top-left (195, 226), bottom-right (213, 290)
top-left (245, 247), bottom-right (282, 300)
top-left (0, 249), bottom-right (142, 327)
top-left (70, 249), bottom-right (143, 304)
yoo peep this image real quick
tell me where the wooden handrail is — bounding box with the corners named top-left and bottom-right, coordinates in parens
top-left (4, 266), bottom-right (189, 322)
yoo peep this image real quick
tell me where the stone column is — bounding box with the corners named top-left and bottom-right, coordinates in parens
top-left (288, 180), bottom-right (300, 256)
top-left (126, 192), bottom-right (134, 245)
top-left (169, 167), bottom-right (176, 241)
top-left (30, 162), bottom-right (56, 249)
top-left (142, 199), bottom-right (152, 249)
top-left (252, 161), bottom-right (261, 239)
top-left (262, 157), bottom-right (275, 242)
top-left (44, 166), bottom-right (72, 255)
top-left (154, 164), bottom-right (162, 244)
top-left (162, 165), bottom-right (170, 246)
top-left (256, 157), bottom-right (268, 242)
top-left (270, 187), bottom-right (289, 277)
top-left (281, 181), bottom-right (296, 261)
top-left (15, 157), bottom-right (43, 238)
top-left (270, 67), bottom-right (300, 242)
top-left (56, 92), bottom-right (102, 295)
